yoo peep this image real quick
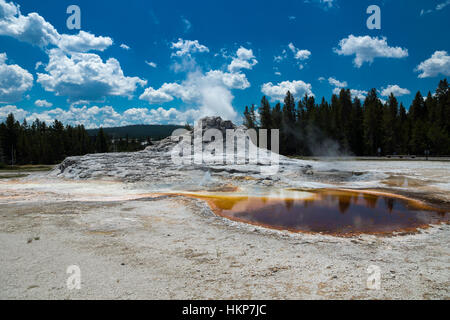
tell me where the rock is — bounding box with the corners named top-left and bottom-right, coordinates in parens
top-left (200, 116), bottom-right (236, 135)
top-left (302, 165), bottom-right (314, 175)
top-left (57, 158), bottom-right (80, 173)
top-left (50, 116), bottom-right (305, 184)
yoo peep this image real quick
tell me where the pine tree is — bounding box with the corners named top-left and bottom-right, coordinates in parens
top-left (95, 127), bottom-right (109, 153)
top-left (282, 91), bottom-right (297, 154)
top-left (4, 113), bottom-right (19, 164)
top-left (436, 79), bottom-right (450, 134)
top-left (382, 93), bottom-right (399, 155)
top-left (317, 97), bottom-right (331, 136)
top-left (349, 97), bottom-right (364, 155)
top-left (50, 120), bottom-right (65, 163)
top-left (338, 89), bottom-right (352, 151)
top-left (409, 91), bottom-right (427, 154)
top-left (259, 96), bottom-right (272, 129)
top-left (296, 97), bottom-right (306, 128)
top-left (330, 93), bottom-right (340, 140)
top-left (271, 103), bottom-right (282, 130)
top-left (296, 96), bottom-right (308, 155)
top-left (243, 105), bottom-right (257, 129)
top-left (242, 79), bottom-right (450, 157)
top-left (0, 135), bottom-right (4, 165)
top-left (397, 103), bottom-right (409, 154)
top-left (0, 115), bottom-right (97, 164)
top-left (249, 104), bottom-right (257, 128)
top-left (243, 106), bottom-right (250, 128)
top-left (363, 89), bottom-right (383, 155)
top-left (282, 91), bottom-right (296, 126)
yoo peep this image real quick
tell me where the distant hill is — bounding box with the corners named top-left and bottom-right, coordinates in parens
top-left (87, 124), bottom-right (184, 140)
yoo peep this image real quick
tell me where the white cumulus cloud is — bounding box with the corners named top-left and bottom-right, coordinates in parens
top-left (332, 87), bottom-right (367, 100)
top-left (0, 0), bottom-right (59, 48)
top-left (326, 76), bottom-right (368, 100)
top-left (261, 80), bottom-right (314, 102)
top-left (0, 0), bottom-right (150, 103)
top-left (205, 70), bottom-right (250, 90)
top-left (334, 35), bottom-right (408, 67)
top-left (37, 49), bottom-right (147, 101)
top-left (139, 85), bottom-right (175, 104)
top-left (380, 85), bottom-right (411, 97)
top-left (0, 104), bottom-right (201, 127)
top-left (0, 0), bottom-right (113, 52)
top-left (228, 47), bottom-right (258, 73)
top-left (58, 31), bottom-right (113, 53)
top-left (415, 51), bottom-right (450, 78)
top-left (288, 43), bottom-right (311, 60)
top-left (170, 38), bottom-right (209, 57)
top-left (287, 43), bottom-right (311, 69)
top-left (349, 89), bottom-right (367, 100)
top-left (34, 99), bottom-right (52, 107)
top-left (0, 104), bottom-right (28, 120)
top-left (0, 52), bottom-right (33, 103)
top-left (328, 77), bottom-right (347, 88)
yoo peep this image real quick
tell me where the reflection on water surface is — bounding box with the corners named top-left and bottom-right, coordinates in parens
top-left (191, 190), bottom-right (448, 235)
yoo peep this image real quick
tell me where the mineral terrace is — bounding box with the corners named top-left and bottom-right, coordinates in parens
top-left (1, 117), bottom-right (449, 299)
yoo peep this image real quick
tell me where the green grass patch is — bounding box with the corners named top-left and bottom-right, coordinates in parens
top-left (0, 173), bottom-right (29, 179)
top-left (0, 165), bottom-right (54, 172)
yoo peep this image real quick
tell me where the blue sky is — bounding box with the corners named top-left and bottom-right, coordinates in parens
top-left (0, 0), bottom-right (449, 127)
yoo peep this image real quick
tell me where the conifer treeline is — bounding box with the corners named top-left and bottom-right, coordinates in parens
top-left (0, 116), bottom-right (145, 165)
top-left (1, 79), bottom-right (449, 165)
top-left (244, 79), bottom-right (450, 156)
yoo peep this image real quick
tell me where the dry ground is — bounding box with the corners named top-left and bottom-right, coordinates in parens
top-left (1, 193), bottom-right (448, 299)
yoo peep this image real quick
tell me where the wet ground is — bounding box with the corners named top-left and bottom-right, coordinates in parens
top-left (188, 189), bottom-right (448, 236)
